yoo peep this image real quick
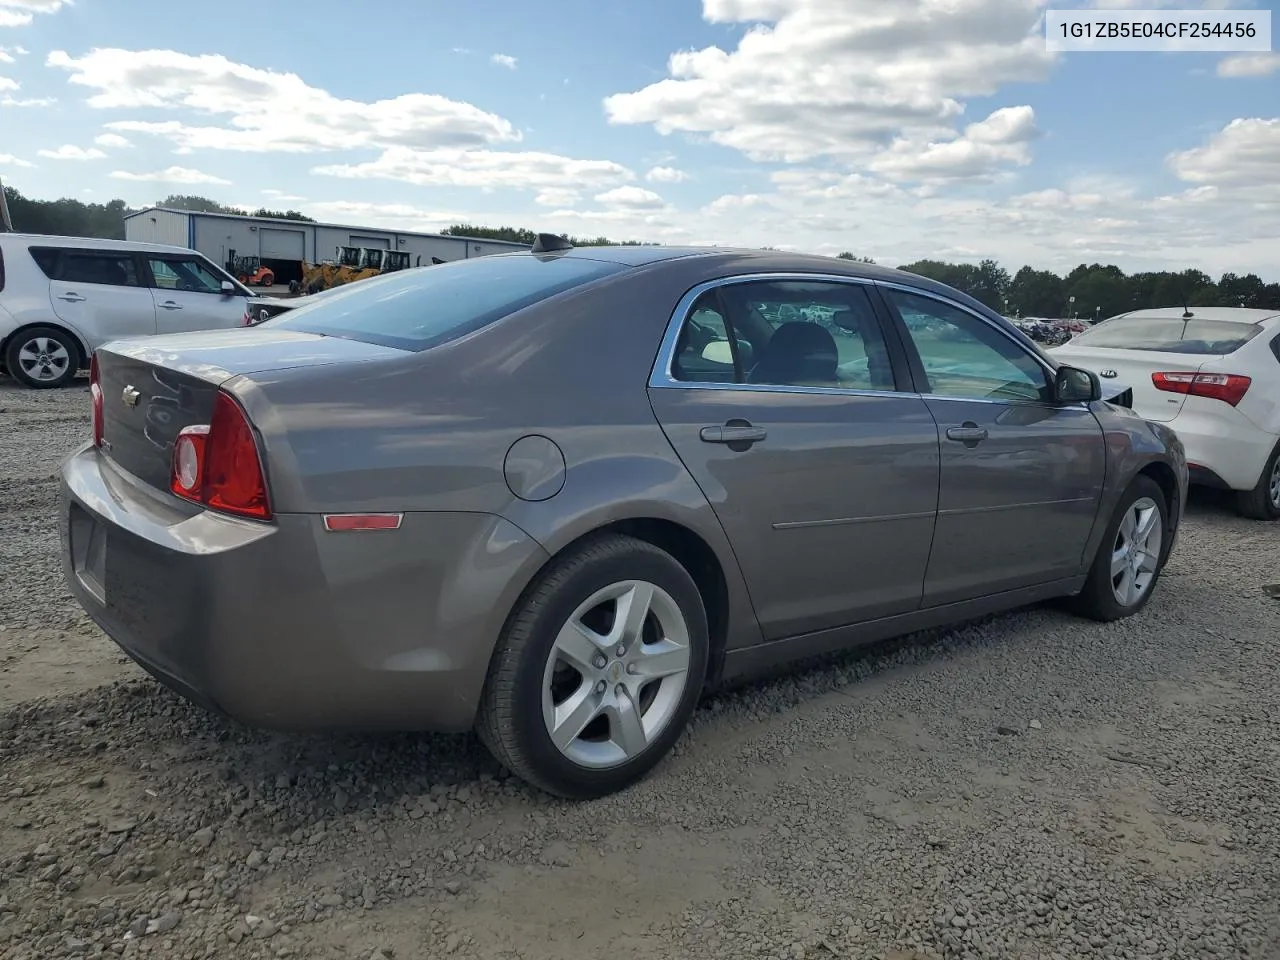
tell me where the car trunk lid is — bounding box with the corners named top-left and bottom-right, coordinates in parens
top-left (96, 328), bottom-right (406, 491)
top-left (1048, 345), bottom-right (1213, 422)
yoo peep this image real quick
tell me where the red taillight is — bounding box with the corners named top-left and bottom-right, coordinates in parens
top-left (89, 353), bottom-right (104, 447)
top-left (168, 391), bottom-right (272, 520)
top-left (1152, 371), bottom-right (1252, 407)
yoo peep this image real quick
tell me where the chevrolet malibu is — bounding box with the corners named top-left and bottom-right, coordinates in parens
top-left (60, 239), bottom-right (1187, 799)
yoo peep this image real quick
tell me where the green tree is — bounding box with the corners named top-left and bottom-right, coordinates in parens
top-left (2, 184), bottom-right (131, 239)
top-left (837, 252), bottom-right (875, 262)
top-left (1008, 266), bottom-right (1066, 317)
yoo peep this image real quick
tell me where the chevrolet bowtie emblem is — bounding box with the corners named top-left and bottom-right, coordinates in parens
top-left (122, 385), bottom-right (141, 407)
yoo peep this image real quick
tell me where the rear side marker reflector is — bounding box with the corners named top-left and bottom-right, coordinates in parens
top-left (323, 513), bottom-right (404, 532)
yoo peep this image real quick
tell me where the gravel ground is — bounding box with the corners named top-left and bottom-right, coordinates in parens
top-left (2, 374), bottom-right (1278, 960)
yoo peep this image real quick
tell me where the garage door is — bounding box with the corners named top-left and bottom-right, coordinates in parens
top-left (349, 235), bottom-right (390, 250)
top-left (259, 228), bottom-right (306, 260)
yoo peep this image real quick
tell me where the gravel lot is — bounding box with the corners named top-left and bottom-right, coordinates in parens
top-left (2, 374), bottom-right (1278, 960)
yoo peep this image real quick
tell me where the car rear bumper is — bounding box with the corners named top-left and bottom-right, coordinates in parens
top-left (1168, 406), bottom-right (1277, 492)
top-left (60, 443), bottom-right (549, 733)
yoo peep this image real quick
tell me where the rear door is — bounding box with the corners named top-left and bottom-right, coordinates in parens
top-left (881, 285), bottom-right (1106, 606)
top-left (648, 275), bottom-right (941, 641)
top-left (39, 246), bottom-right (157, 345)
top-left (144, 253), bottom-right (246, 333)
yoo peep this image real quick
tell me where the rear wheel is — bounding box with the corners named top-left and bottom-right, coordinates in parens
top-left (1070, 475), bottom-right (1168, 622)
top-left (4, 326), bottom-right (81, 388)
top-left (1236, 442), bottom-right (1280, 521)
top-left (477, 534), bottom-right (708, 799)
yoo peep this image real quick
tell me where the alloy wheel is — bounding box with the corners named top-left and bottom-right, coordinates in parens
top-left (16, 336), bottom-right (71, 383)
top-left (1269, 456), bottom-right (1280, 510)
top-left (1110, 496), bottom-right (1163, 607)
top-left (541, 579), bottom-right (691, 770)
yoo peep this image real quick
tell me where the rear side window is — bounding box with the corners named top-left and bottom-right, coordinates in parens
top-left (28, 247), bottom-right (142, 287)
top-left (29, 247), bottom-right (59, 278)
top-left (268, 254), bottom-right (627, 351)
top-left (1072, 316), bottom-right (1262, 354)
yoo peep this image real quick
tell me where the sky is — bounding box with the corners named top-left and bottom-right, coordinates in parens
top-left (0, 0), bottom-right (1277, 279)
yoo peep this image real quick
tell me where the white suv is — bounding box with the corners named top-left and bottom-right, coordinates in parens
top-left (0, 233), bottom-right (253, 388)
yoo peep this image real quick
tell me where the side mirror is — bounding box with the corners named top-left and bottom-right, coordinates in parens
top-left (220, 280), bottom-right (237, 296)
top-left (1055, 365), bottom-right (1101, 403)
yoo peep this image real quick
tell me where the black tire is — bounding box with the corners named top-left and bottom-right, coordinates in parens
top-left (476, 533), bottom-right (708, 799)
top-left (1069, 475), bottom-right (1169, 622)
top-left (3, 326), bottom-right (81, 389)
top-left (1236, 442), bottom-right (1280, 521)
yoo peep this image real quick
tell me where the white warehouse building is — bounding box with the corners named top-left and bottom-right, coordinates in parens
top-left (123, 207), bottom-right (529, 286)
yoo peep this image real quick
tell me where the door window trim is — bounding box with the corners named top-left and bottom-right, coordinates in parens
top-left (648, 272), bottom-right (914, 399)
top-left (874, 280), bottom-right (1080, 410)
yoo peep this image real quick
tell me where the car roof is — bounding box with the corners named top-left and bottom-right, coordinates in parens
top-left (0, 232), bottom-right (198, 256)
top-left (487, 244), bottom-right (934, 283)
top-left (1106, 306), bottom-right (1280, 324)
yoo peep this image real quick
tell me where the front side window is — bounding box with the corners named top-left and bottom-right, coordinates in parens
top-left (888, 289), bottom-right (1050, 403)
top-left (148, 256), bottom-right (225, 294)
top-left (45, 250), bottom-right (142, 288)
top-left (670, 279), bottom-right (897, 391)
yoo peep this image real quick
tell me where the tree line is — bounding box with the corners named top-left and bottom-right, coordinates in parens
top-left (5, 186), bottom-right (1277, 316)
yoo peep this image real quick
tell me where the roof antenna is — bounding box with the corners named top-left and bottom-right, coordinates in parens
top-left (1182, 304), bottom-right (1194, 319)
top-left (530, 232), bottom-right (573, 254)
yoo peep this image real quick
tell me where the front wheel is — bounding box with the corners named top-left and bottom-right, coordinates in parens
top-left (477, 534), bottom-right (708, 799)
top-left (1069, 475), bottom-right (1168, 622)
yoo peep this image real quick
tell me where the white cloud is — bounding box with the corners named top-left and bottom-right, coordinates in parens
top-left (262, 188), bottom-right (306, 202)
top-left (0, 75), bottom-right (16, 91)
top-left (302, 200), bottom-right (474, 231)
top-left (313, 145), bottom-right (634, 190)
top-left (1, 94), bottom-right (54, 107)
top-left (867, 105), bottom-right (1040, 182)
top-left (1217, 53), bottom-right (1280, 78)
top-left (534, 187), bottom-right (581, 207)
top-left (0, 0), bottom-right (69, 28)
top-left (604, 0), bottom-right (1055, 167)
top-left (490, 53), bottom-right (518, 69)
top-left (1167, 117), bottom-right (1280, 187)
top-left (109, 166), bottom-right (231, 185)
top-left (47, 48), bottom-right (519, 154)
top-left (92, 132), bottom-right (132, 149)
top-left (595, 185), bottom-right (666, 209)
top-left (646, 165), bottom-right (689, 183)
top-left (37, 143), bottom-right (105, 160)
top-left (0, 152), bottom-right (35, 167)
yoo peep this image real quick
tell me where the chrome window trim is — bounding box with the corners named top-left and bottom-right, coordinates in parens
top-left (647, 272), bottom-right (902, 399)
top-left (648, 272), bottom-right (1086, 410)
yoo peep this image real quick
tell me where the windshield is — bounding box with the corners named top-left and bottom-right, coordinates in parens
top-left (266, 254), bottom-right (627, 351)
top-left (1071, 315), bottom-right (1262, 354)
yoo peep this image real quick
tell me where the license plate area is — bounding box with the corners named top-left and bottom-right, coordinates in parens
top-left (69, 503), bottom-right (107, 605)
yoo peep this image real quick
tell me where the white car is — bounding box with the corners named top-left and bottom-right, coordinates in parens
top-left (0, 233), bottom-right (253, 388)
top-left (1052, 306), bottom-right (1280, 520)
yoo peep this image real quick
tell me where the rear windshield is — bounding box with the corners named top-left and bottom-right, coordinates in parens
top-left (266, 254), bottom-right (627, 351)
top-left (1071, 316), bottom-right (1263, 354)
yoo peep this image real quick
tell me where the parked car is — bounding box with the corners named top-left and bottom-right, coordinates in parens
top-left (1051, 306), bottom-right (1280, 520)
top-left (61, 240), bottom-right (1187, 799)
top-left (0, 233), bottom-right (253, 388)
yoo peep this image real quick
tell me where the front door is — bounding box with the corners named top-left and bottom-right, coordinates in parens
top-left (45, 247), bottom-right (157, 343)
top-left (145, 254), bottom-right (246, 333)
top-left (648, 277), bottom-right (941, 641)
top-left (880, 286), bottom-right (1107, 607)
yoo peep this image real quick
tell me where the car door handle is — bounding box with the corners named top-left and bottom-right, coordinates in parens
top-left (700, 424), bottom-right (767, 445)
top-left (945, 423), bottom-right (988, 445)
top-left (158, 301), bottom-right (183, 310)
top-left (57, 293), bottom-right (86, 303)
